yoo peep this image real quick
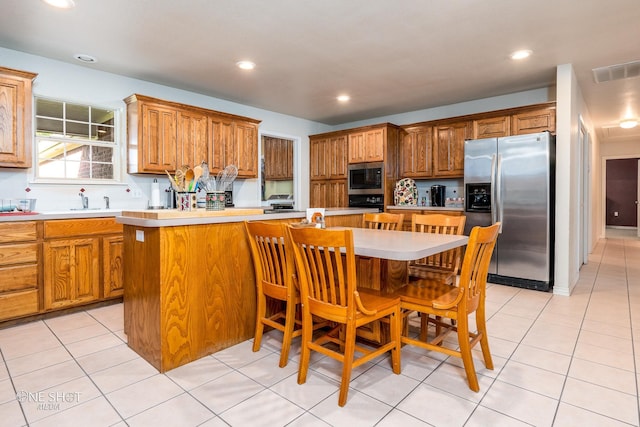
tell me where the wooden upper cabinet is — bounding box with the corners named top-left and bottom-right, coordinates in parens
top-left (234, 121), bottom-right (259, 178)
top-left (329, 135), bottom-right (348, 178)
top-left (511, 107), bottom-right (556, 135)
top-left (126, 95), bottom-right (177, 173)
top-left (0, 67), bottom-right (37, 168)
top-left (209, 117), bottom-right (259, 178)
top-left (209, 116), bottom-right (234, 172)
top-left (473, 115), bottom-right (510, 139)
top-left (125, 94), bottom-right (260, 175)
top-left (177, 111), bottom-right (208, 168)
top-left (310, 137), bottom-right (329, 180)
top-left (348, 129), bottom-right (384, 163)
top-left (433, 121), bottom-right (471, 177)
top-left (264, 137), bottom-right (293, 180)
top-left (400, 126), bottom-right (432, 178)
top-left (310, 136), bottom-right (347, 180)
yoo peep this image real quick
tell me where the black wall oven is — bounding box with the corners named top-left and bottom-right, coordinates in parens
top-left (348, 162), bottom-right (383, 195)
top-left (348, 194), bottom-right (384, 212)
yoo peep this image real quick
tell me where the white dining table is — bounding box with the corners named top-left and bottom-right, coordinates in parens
top-left (345, 227), bottom-right (469, 261)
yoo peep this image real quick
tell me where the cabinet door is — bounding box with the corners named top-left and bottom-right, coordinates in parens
top-left (400, 127), bottom-right (432, 178)
top-left (328, 180), bottom-right (347, 208)
top-left (511, 108), bottom-right (556, 135)
top-left (44, 238), bottom-right (100, 310)
top-left (348, 132), bottom-right (365, 163)
top-left (434, 121), bottom-right (470, 177)
top-left (234, 121), bottom-right (259, 178)
top-left (177, 111), bottom-right (208, 168)
top-left (310, 181), bottom-right (328, 207)
top-left (0, 69), bottom-right (36, 168)
top-left (310, 138), bottom-right (329, 180)
top-left (140, 103), bottom-right (177, 172)
top-left (103, 235), bottom-right (124, 298)
top-left (329, 136), bottom-right (348, 178)
top-left (364, 128), bottom-right (385, 162)
top-left (210, 116), bottom-right (234, 172)
top-left (473, 116), bottom-right (510, 139)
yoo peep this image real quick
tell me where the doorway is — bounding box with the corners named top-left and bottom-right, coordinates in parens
top-left (259, 132), bottom-right (299, 208)
top-left (604, 157), bottom-right (639, 237)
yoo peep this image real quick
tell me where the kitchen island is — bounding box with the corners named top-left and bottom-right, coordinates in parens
top-left (116, 207), bottom-right (374, 372)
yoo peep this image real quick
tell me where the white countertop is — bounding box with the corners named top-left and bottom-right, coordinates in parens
top-left (116, 207), bottom-right (378, 228)
top-left (0, 209), bottom-right (124, 222)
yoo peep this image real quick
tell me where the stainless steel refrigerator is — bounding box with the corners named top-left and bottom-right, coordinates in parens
top-left (464, 132), bottom-right (555, 291)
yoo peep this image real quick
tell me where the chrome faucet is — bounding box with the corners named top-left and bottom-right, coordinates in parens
top-left (79, 192), bottom-right (89, 209)
top-left (104, 196), bottom-right (110, 209)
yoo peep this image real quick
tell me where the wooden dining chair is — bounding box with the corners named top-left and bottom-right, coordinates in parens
top-left (244, 221), bottom-right (302, 368)
top-left (286, 226), bottom-right (402, 407)
top-left (394, 222), bottom-right (500, 392)
top-left (408, 213), bottom-right (467, 285)
top-left (362, 212), bottom-right (404, 231)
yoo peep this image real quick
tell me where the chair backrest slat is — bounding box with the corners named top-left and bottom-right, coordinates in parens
top-left (363, 212), bottom-right (404, 231)
top-left (245, 222), bottom-right (291, 289)
top-left (410, 214), bottom-right (467, 273)
top-left (287, 227), bottom-right (356, 314)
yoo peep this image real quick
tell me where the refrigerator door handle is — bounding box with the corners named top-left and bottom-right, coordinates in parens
top-left (496, 153), bottom-right (503, 232)
top-left (490, 154), bottom-right (498, 224)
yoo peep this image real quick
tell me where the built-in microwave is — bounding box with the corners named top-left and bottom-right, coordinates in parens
top-left (348, 162), bottom-right (384, 195)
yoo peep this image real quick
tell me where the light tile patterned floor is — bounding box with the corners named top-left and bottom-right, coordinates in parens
top-left (0, 236), bottom-right (638, 426)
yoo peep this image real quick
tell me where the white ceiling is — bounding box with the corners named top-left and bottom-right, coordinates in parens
top-left (2, 0), bottom-right (639, 142)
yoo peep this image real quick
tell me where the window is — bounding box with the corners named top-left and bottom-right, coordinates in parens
top-left (35, 97), bottom-right (119, 181)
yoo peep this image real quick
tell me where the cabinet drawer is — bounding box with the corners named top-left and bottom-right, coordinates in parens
top-left (0, 221), bottom-right (37, 243)
top-left (0, 243), bottom-right (38, 266)
top-left (0, 265), bottom-right (37, 292)
top-left (0, 289), bottom-right (39, 321)
top-left (45, 218), bottom-right (123, 238)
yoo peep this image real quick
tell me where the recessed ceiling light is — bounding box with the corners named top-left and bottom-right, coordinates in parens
top-left (42, 0), bottom-right (76, 8)
top-left (620, 118), bottom-right (638, 129)
top-left (510, 49), bottom-right (532, 60)
top-left (73, 54), bottom-right (97, 63)
top-left (236, 61), bottom-right (256, 70)
top-left (337, 95), bottom-right (350, 102)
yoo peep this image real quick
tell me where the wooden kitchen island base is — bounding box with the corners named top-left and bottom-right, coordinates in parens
top-left (120, 209), bottom-right (368, 372)
top-left (123, 221), bottom-right (257, 372)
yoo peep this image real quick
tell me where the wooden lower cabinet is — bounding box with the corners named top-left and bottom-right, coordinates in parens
top-left (310, 179), bottom-right (347, 208)
top-left (103, 236), bottom-right (124, 298)
top-left (44, 238), bottom-right (100, 310)
top-left (42, 218), bottom-right (124, 312)
top-left (0, 217), bottom-right (124, 324)
top-left (0, 221), bottom-right (40, 321)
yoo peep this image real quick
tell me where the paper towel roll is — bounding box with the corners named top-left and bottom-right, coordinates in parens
top-left (150, 179), bottom-right (161, 207)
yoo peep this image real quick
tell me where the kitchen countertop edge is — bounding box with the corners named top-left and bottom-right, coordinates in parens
top-left (116, 207), bottom-right (378, 227)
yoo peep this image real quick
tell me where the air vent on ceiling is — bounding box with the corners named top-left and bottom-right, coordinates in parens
top-left (592, 60), bottom-right (640, 83)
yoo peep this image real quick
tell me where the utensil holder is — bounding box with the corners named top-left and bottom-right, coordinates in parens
top-left (206, 191), bottom-right (225, 211)
top-left (176, 192), bottom-right (197, 211)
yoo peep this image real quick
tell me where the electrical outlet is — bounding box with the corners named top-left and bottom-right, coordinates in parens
top-left (131, 188), bottom-right (143, 198)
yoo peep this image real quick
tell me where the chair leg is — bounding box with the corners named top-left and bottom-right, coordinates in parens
top-left (252, 293), bottom-right (266, 353)
top-left (297, 312), bottom-right (313, 385)
top-left (419, 313), bottom-right (428, 341)
top-left (457, 317), bottom-right (479, 392)
top-left (390, 309), bottom-right (401, 374)
top-left (476, 308), bottom-right (494, 370)
top-left (338, 324), bottom-right (357, 407)
top-left (279, 300), bottom-right (297, 368)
